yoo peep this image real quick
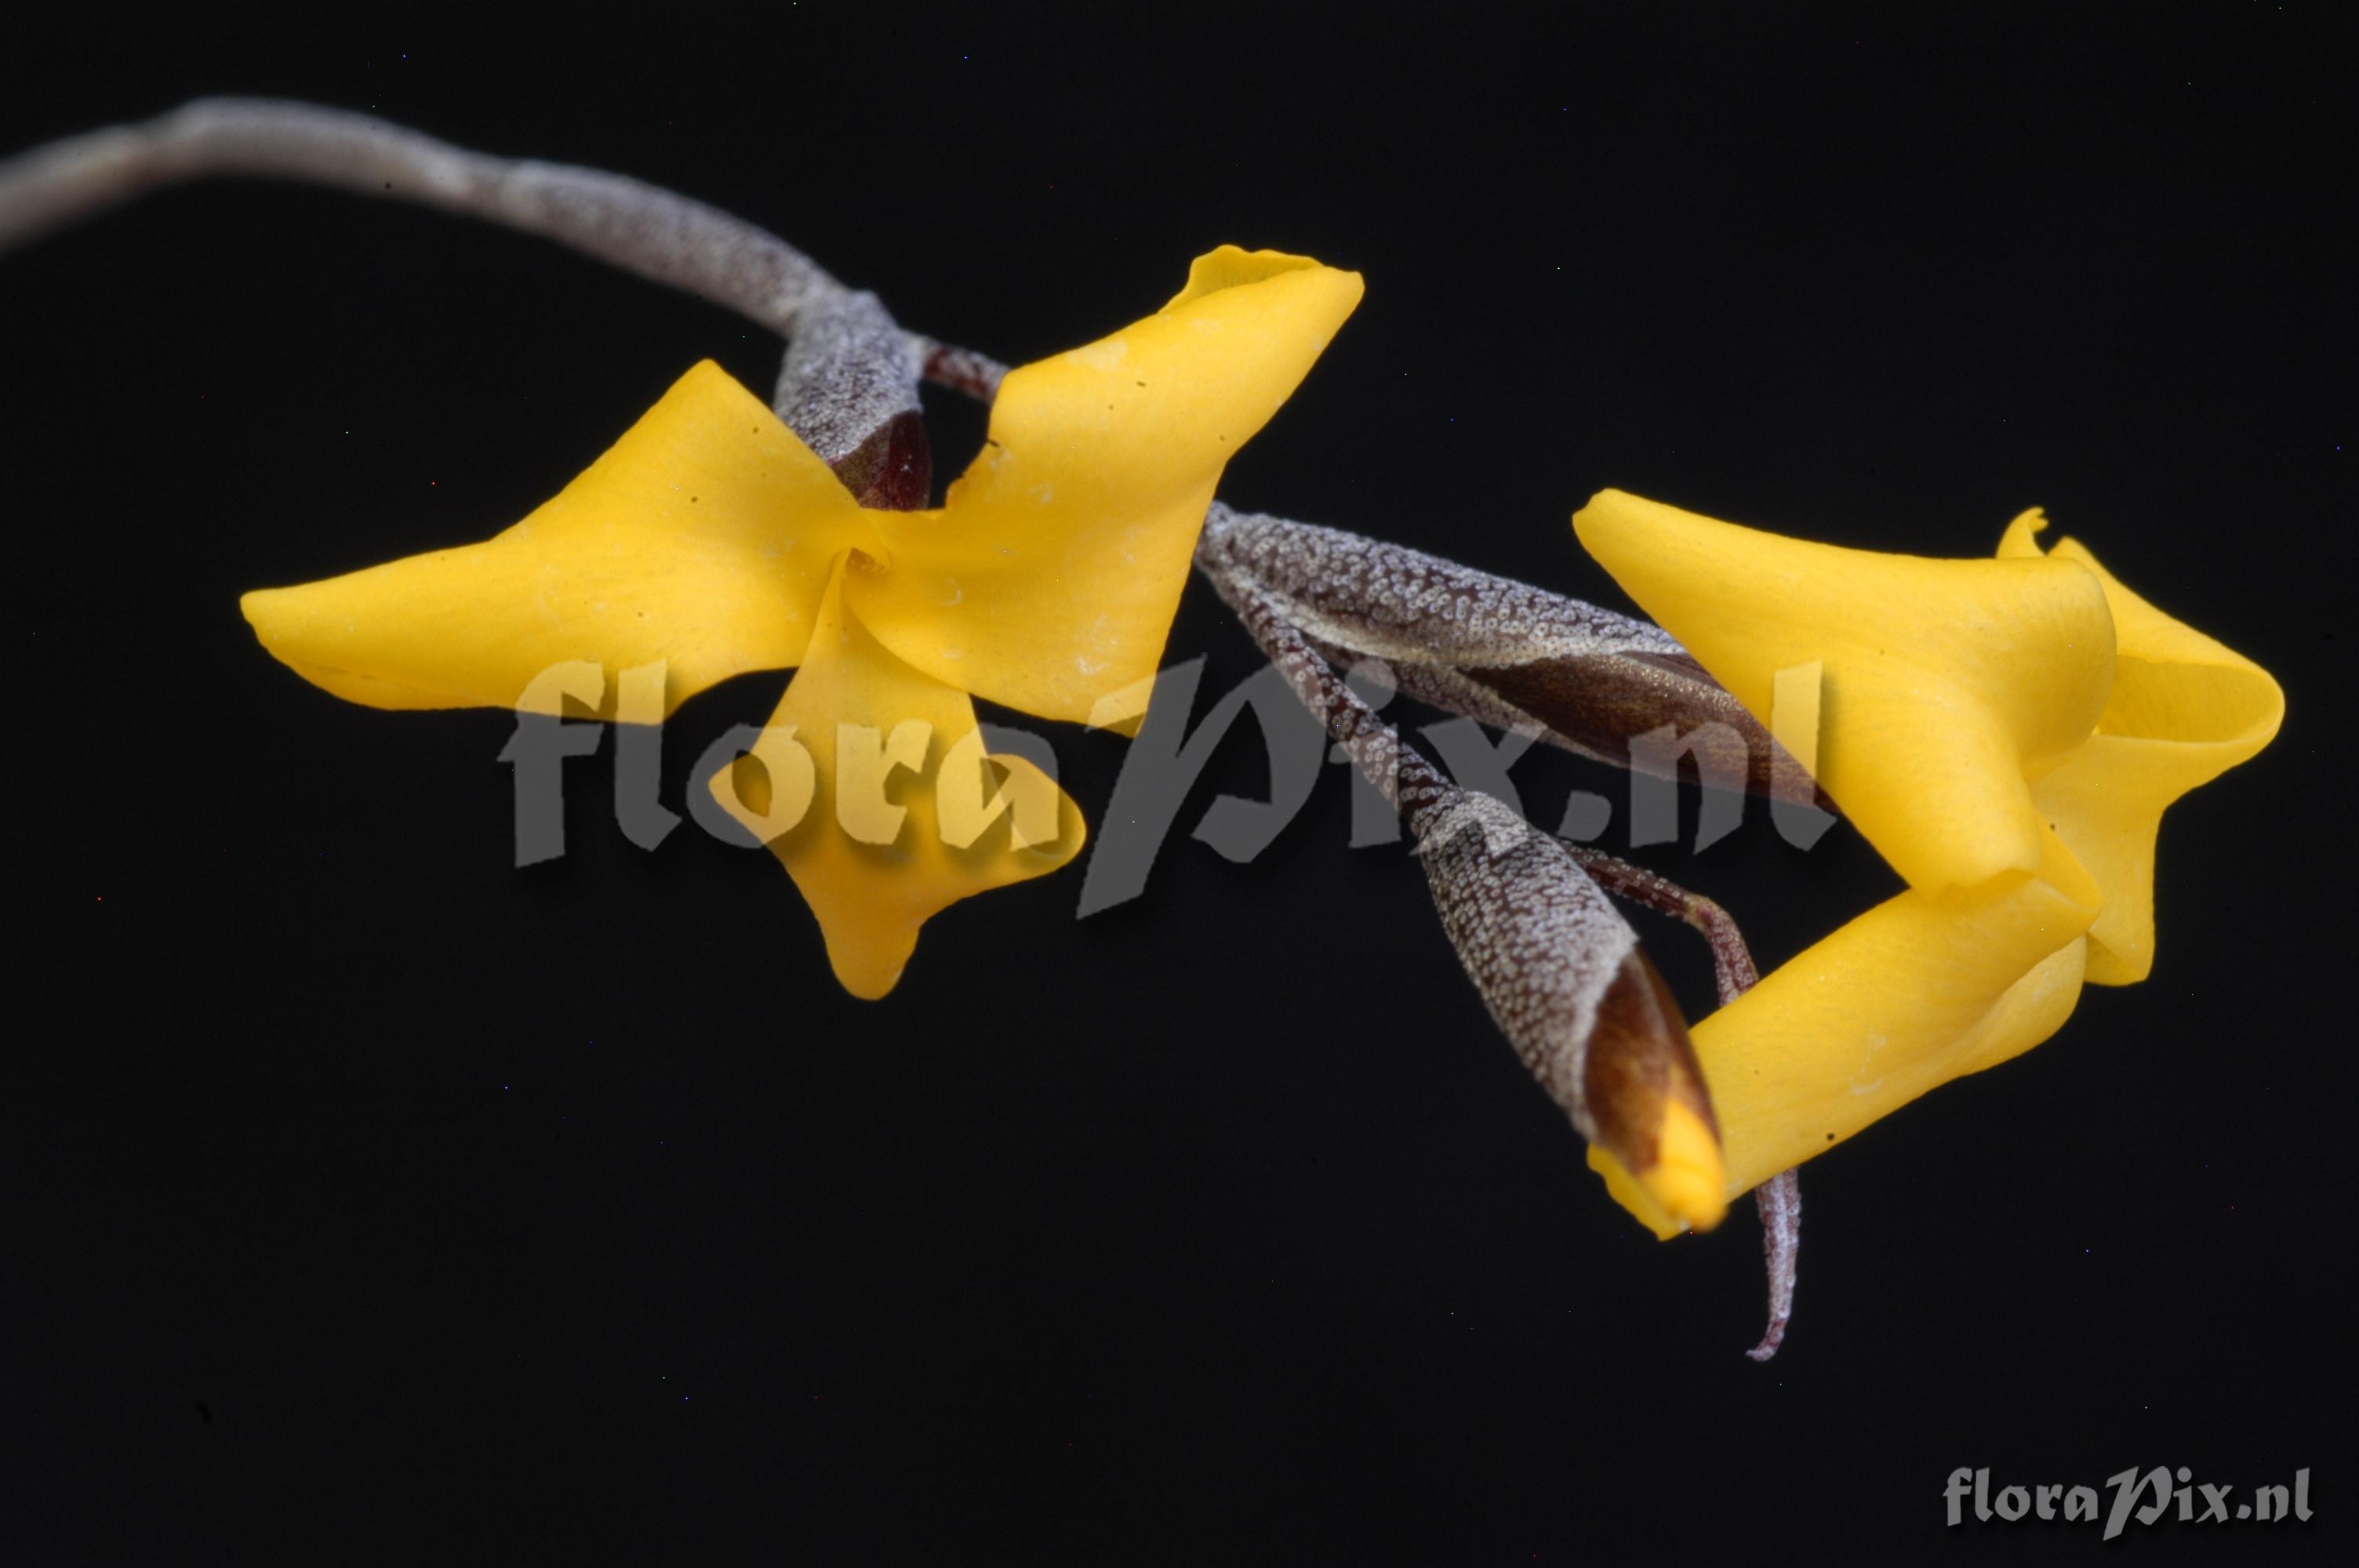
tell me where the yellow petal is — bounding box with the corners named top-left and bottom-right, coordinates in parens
top-left (1590, 937), bottom-right (2093, 1238)
top-left (1999, 510), bottom-right (2284, 982)
top-left (709, 557), bottom-right (1087, 999)
top-left (243, 362), bottom-right (881, 717)
top-left (1600, 829), bottom-right (2101, 1232)
top-left (1573, 489), bottom-right (2117, 892)
top-left (850, 248), bottom-right (1364, 727)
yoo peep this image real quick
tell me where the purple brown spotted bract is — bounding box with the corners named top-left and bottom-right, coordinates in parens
top-left (1202, 507), bottom-right (1825, 807)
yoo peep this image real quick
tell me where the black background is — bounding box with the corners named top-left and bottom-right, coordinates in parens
top-left (5, 6), bottom-right (2350, 1561)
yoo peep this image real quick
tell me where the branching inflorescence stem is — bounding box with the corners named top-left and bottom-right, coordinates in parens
top-left (3, 99), bottom-right (1802, 1359)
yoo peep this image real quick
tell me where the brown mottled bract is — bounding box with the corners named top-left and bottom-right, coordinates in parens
top-left (771, 289), bottom-right (925, 469)
top-left (1204, 509), bottom-right (1826, 809)
top-left (1467, 651), bottom-right (1834, 811)
top-left (1410, 787), bottom-right (1682, 1172)
top-left (834, 411), bottom-right (931, 511)
top-left (1581, 949), bottom-right (1719, 1177)
top-left (1202, 506), bottom-right (1722, 1180)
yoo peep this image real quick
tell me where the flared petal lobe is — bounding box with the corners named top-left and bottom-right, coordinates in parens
top-left (1573, 490), bottom-right (2117, 894)
top-left (710, 559), bottom-right (1086, 1000)
top-left (852, 249), bottom-right (1364, 728)
top-left (1997, 510), bottom-right (2283, 982)
top-left (243, 362), bottom-right (881, 717)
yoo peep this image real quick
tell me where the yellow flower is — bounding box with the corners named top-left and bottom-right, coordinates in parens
top-left (241, 248), bottom-right (1362, 997)
top-left (1568, 491), bottom-right (2281, 1236)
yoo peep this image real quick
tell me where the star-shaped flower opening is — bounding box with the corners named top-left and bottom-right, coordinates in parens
top-left (242, 249), bottom-right (1363, 996)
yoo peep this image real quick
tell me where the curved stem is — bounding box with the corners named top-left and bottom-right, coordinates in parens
top-left (0, 99), bottom-right (1009, 397)
top-left (1562, 848), bottom-right (1759, 1004)
top-left (1745, 1171), bottom-right (1802, 1361)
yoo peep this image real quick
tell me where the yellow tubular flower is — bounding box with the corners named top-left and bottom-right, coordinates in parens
top-left (1572, 491), bottom-right (2281, 1235)
top-left (1574, 490), bottom-right (2119, 894)
top-left (242, 248), bottom-right (1363, 997)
